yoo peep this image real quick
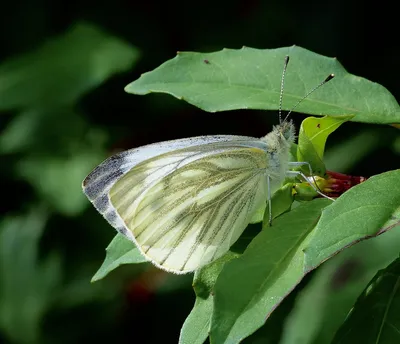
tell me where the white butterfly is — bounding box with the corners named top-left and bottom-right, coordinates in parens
top-left (82, 56), bottom-right (334, 274)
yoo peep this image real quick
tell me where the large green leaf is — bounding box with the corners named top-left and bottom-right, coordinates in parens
top-left (0, 22), bottom-right (138, 110)
top-left (304, 169), bottom-right (400, 270)
top-left (210, 199), bottom-right (332, 343)
top-left (280, 171), bottom-right (400, 343)
top-left (125, 46), bottom-right (399, 124)
top-left (179, 252), bottom-right (239, 344)
top-left (280, 216), bottom-right (400, 344)
top-left (91, 234), bottom-right (147, 282)
top-left (332, 255), bottom-right (400, 344)
top-left (208, 170), bottom-right (399, 343)
top-left (180, 297), bottom-right (213, 344)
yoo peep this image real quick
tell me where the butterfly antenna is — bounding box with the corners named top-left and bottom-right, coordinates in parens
top-left (282, 73), bottom-right (335, 123)
top-left (279, 55), bottom-right (290, 124)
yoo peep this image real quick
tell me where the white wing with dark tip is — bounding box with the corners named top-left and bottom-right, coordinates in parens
top-left (83, 135), bottom-right (276, 273)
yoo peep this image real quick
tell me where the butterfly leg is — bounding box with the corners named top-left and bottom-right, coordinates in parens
top-left (287, 161), bottom-right (314, 176)
top-left (287, 161), bottom-right (335, 201)
top-left (267, 174), bottom-right (272, 226)
top-left (286, 170), bottom-right (335, 201)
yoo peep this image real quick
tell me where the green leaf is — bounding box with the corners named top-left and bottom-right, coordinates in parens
top-left (0, 208), bottom-right (61, 344)
top-left (0, 22), bottom-right (138, 110)
top-left (262, 183), bottom-right (295, 226)
top-left (299, 115), bottom-right (353, 160)
top-left (304, 169), bottom-right (400, 270)
top-left (332, 256), bottom-right (400, 344)
top-left (17, 145), bottom-right (106, 216)
top-left (250, 183), bottom-right (294, 225)
top-left (297, 115), bottom-right (353, 175)
top-left (293, 179), bottom-right (323, 201)
top-left (280, 217), bottom-right (400, 344)
top-left (297, 133), bottom-right (326, 176)
top-left (229, 224), bottom-right (262, 255)
top-left (91, 234), bottom-right (147, 282)
top-left (243, 289), bottom-right (300, 344)
top-left (0, 108), bottom-right (106, 154)
top-left (179, 252), bottom-right (239, 344)
top-left (125, 46), bottom-right (399, 124)
top-left (180, 297), bottom-right (213, 344)
top-left (210, 199), bottom-right (332, 343)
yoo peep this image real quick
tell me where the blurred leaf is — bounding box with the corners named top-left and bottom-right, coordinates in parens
top-left (16, 145), bottom-right (106, 216)
top-left (179, 252), bottom-right (239, 344)
top-left (304, 169), bottom-right (400, 270)
top-left (125, 46), bottom-right (399, 124)
top-left (156, 273), bottom-right (193, 294)
top-left (0, 22), bottom-right (139, 110)
top-left (0, 208), bottom-right (61, 344)
top-left (324, 128), bottom-right (383, 172)
top-left (393, 136), bottom-right (400, 155)
top-left (210, 199), bottom-right (332, 343)
top-left (0, 108), bottom-right (106, 154)
top-left (280, 218), bottom-right (400, 344)
top-left (57, 270), bottom-right (121, 309)
top-left (92, 234), bottom-right (147, 282)
top-left (280, 266), bottom-right (331, 344)
top-left (332, 255), bottom-right (400, 344)
top-left (297, 115), bottom-right (353, 174)
top-left (0, 21), bottom-right (140, 217)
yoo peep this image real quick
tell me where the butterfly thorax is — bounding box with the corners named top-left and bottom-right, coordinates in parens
top-left (260, 121), bottom-right (295, 180)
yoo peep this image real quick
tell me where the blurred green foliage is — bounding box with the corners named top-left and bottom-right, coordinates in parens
top-left (1, 1), bottom-right (399, 343)
top-left (331, 255), bottom-right (400, 344)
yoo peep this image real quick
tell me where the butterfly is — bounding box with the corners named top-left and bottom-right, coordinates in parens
top-left (82, 56), bottom-right (334, 274)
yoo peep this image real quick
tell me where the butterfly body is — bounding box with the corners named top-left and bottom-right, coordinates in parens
top-left (261, 121), bottom-right (295, 180)
top-left (83, 121), bottom-right (295, 273)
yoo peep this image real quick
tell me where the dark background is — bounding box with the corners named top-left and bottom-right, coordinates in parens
top-left (1, 1), bottom-right (399, 343)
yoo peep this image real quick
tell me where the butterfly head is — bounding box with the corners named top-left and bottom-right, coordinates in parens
top-left (280, 120), bottom-right (295, 142)
top-left (261, 120), bottom-right (295, 154)
top-left (273, 120), bottom-right (295, 147)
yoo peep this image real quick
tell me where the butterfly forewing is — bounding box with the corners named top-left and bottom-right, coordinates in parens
top-left (109, 144), bottom-right (269, 273)
top-left (82, 135), bottom-right (276, 273)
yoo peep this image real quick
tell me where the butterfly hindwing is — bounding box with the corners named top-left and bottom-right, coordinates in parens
top-left (110, 145), bottom-right (269, 273)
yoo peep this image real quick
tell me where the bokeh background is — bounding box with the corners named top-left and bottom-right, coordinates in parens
top-left (1, 1), bottom-right (399, 343)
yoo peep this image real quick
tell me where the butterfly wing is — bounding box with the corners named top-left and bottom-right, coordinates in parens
top-left (83, 135), bottom-right (272, 273)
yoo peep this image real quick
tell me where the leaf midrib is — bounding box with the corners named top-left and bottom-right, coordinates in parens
top-left (132, 82), bottom-right (370, 115)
